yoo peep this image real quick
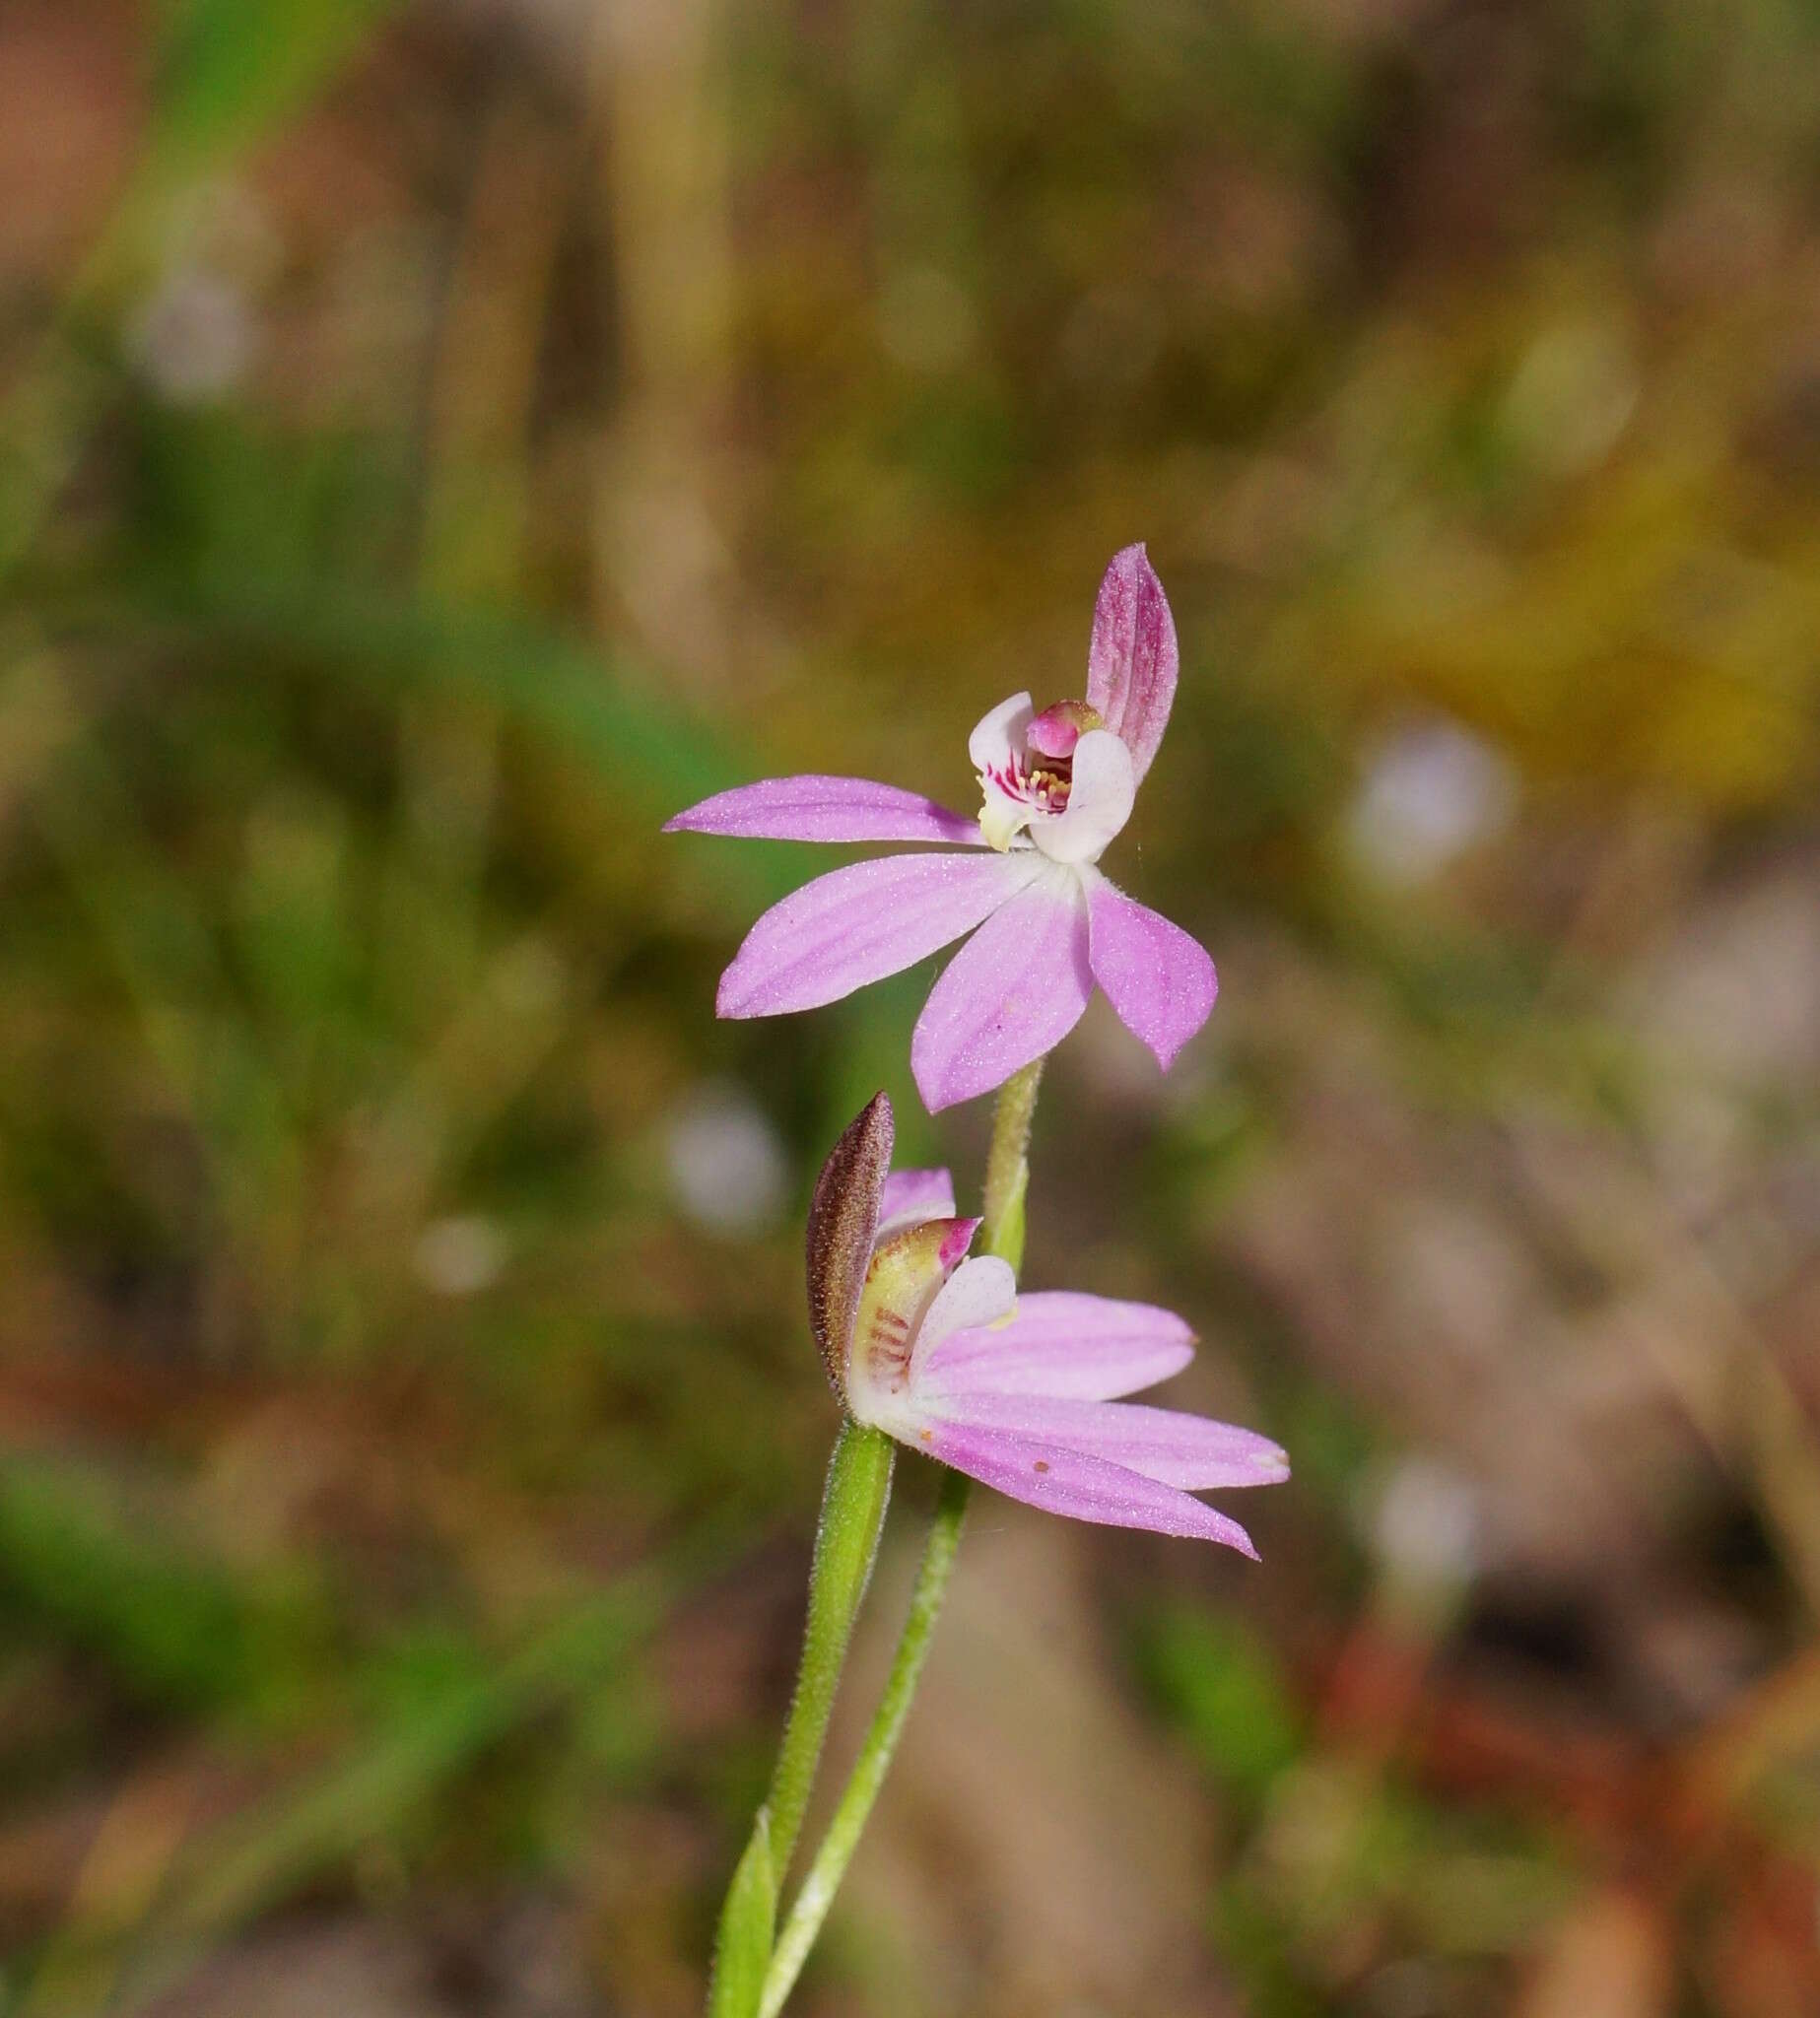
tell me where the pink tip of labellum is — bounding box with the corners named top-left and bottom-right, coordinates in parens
top-left (938, 1218), bottom-right (981, 1268)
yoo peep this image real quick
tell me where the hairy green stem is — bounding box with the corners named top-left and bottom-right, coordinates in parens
top-left (981, 1057), bottom-right (1042, 1270)
top-left (757, 1468), bottom-right (969, 2018)
top-left (758, 1064), bottom-right (1042, 2015)
top-left (763, 1420), bottom-right (896, 1884)
top-left (707, 1421), bottom-right (893, 2017)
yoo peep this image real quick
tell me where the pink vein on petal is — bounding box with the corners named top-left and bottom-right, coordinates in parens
top-left (1085, 545), bottom-right (1179, 786)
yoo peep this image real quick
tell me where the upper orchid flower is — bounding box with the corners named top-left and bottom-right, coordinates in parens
top-left (808, 1094), bottom-right (1285, 1551)
top-left (665, 545), bottom-right (1216, 1110)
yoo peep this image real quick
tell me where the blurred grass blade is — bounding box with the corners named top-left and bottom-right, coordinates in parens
top-left (105, 1543), bottom-right (717, 2017)
top-left (184, 575), bottom-right (746, 835)
top-left (708, 1808), bottom-right (775, 2018)
top-left (150, 0), bottom-right (401, 183)
top-left (0, 1455), bottom-right (322, 1714)
top-left (1135, 1605), bottom-right (1303, 1806)
top-left (3, 2), bottom-right (401, 583)
top-left (89, 568), bottom-right (812, 905)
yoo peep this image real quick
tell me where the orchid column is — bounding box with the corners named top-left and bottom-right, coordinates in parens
top-left (671, 549), bottom-right (1287, 2017)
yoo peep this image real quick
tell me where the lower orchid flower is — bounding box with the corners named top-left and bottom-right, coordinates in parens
top-left (666, 545), bottom-right (1216, 1111)
top-left (810, 1093), bottom-right (1286, 1552)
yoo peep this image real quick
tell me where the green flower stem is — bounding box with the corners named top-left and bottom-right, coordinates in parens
top-left (757, 1468), bottom-right (969, 2018)
top-left (758, 1063), bottom-right (1043, 2016)
top-left (707, 1809), bottom-right (775, 2018)
top-left (763, 1420), bottom-right (897, 1885)
top-left (704, 1419), bottom-right (894, 2018)
top-left (981, 1056), bottom-right (1042, 1271)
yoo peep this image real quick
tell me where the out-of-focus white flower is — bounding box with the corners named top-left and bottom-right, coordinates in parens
top-left (664, 1081), bottom-right (787, 1235)
top-left (129, 267), bottom-right (254, 404)
top-left (414, 1214), bottom-right (507, 1297)
top-left (1346, 717), bottom-right (1517, 886)
top-left (1369, 1454), bottom-right (1483, 1598)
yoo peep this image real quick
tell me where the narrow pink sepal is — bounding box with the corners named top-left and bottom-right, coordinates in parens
top-left (919, 1290), bottom-right (1195, 1400)
top-left (717, 850), bottom-right (1039, 1019)
top-left (932, 1391), bottom-right (1289, 1490)
top-left (1085, 544), bottom-right (1179, 785)
top-left (875, 1168), bottom-right (957, 1242)
top-left (665, 774), bottom-right (985, 846)
top-left (923, 1419), bottom-right (1259, 1554)
top-left (1087, 879), bottom-right (1216, 1071)
top-left (910, 872), bottom-right (1092, 1111)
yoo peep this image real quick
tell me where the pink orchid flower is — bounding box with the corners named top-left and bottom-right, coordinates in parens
top-left (808, 1094), bottom-right (1286, 1551)
top-left (666, 546), bottom-right (1216, 1110)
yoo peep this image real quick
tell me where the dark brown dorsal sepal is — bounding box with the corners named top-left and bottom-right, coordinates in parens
top-left (804, 1092), bottom-right (894, 1401)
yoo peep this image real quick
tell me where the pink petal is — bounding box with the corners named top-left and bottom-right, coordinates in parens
top-left (1085, 544), bottom-right (1179, 785)
top-left (875, 1168), bottom-right (957, 1242)
top-left (922, 1419), bottom-right (1259, 1554)
top-left (717, 850), bottom-right (1041, 1019)
top-left (910, 868), bottom-right (1092, 1111)
top-left (918, 1290), bottom-right (1195, 1400)
top-left (931, 1391), bottom-right (1288, 1490)
top-left (666, 774), bottom-right (985, 846)
top-left (1087, 877), bottom-right (1216, 1071)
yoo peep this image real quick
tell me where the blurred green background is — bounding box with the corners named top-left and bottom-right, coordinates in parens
top-left (3, 1), bottom-right (1819, 2013)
